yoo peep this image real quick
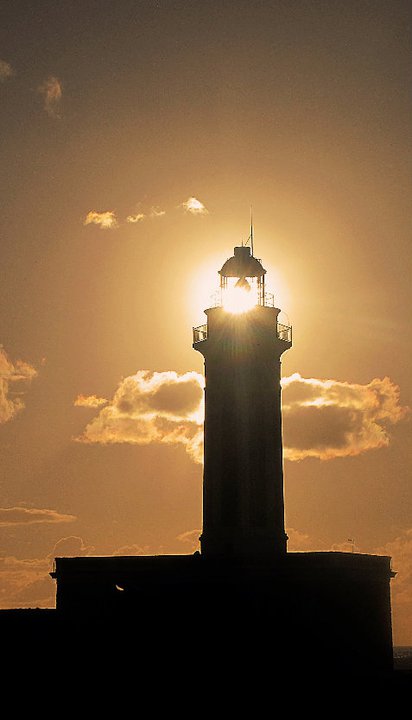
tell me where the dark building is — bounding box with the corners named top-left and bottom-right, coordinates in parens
top-left (49, 244), bottom-right (394, 678)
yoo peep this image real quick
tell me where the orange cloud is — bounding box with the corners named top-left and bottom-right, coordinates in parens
top-left (375, 530), bottom-right (412, 643)
top-left (37, 75), bottom-right (62, 118)
top-left (0, 507), bottom-right (76, 527)
top-left (74, 394), bottom-right (108, 408)
top-left (83, 210), bottom-right (119, 230)
top-left (75, 370), bottom-right (204, 463)
top-left (149, 206), bottom-right (166, 217)
top-left (0, 536), bottom-right (94, 609)
top-left (181, 196), bottom-right (209, 215)
top-left (126, 213), bottom-right (145, 223)
top-left (75, 371), bottom-right (407, 464)
top-left (0, 555), bottom-right (53, 609)
top-left (0, 347), bottom-right (37, 425)
top-left (52, 535), bottom-right (95, 557)
top-left (176, 529), bottom-right (200, 552)
top-left (282, 373), bottom-right (408, 461)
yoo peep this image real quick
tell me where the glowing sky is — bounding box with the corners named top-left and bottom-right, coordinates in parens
top-left (0, 1), bottom-right (411, 643)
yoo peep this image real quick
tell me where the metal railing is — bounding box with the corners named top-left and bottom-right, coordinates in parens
top-left (193, 321), bottom-right (292, 345)
top-left (209, 289), bottom-right (276, 309)
top-left (277, 322), bottom-right (292, 343)
top-left (193, 323), bottom-right (208, 344)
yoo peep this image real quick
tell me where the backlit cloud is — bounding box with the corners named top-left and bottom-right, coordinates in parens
top-left (74, 394), bottom-right (108, 408)
top-left (83, 210), bottom-right (119, 230)
top-left (75, 371), bottom-right (407, 464)
top-left (281, 373), bottom-right (408, 461)
top-left (75, 370), bottom-right (204, 463)
top-left (0, 347), bottom-right (37, 425)
top-left (126, 213), bottom-right (145, 223)
top-left (181, 196), bottom-right (209, 215)
top-left (0, 507), bottom-right (76, 527)
top-left (37, 75), bottom-right (63, 118)
top-left (0, 59), bottom-right (14, 81)
top-left (52, 535), bottom-right (94, 557)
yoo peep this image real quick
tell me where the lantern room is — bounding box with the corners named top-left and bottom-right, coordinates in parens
top-left (218, 245), bottom-right (267, 313)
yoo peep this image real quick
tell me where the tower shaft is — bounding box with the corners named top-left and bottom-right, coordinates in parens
top-left (194, 304), bottom-right (291, 559)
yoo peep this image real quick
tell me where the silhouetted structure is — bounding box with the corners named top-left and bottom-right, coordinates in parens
top-left (194, 246), bottom-right (291, 558)
top-left (13, 244), bottom-right (397, 679)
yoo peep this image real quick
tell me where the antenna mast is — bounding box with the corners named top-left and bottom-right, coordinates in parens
top-left (250, 205), bottom-right (254, 256)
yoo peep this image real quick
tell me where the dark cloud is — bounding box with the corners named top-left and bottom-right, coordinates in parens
top-left (282, 373), bottom-right (408, 460)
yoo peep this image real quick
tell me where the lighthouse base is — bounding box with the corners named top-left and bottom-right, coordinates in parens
top-left (38, 551), bottom-right (395, 679)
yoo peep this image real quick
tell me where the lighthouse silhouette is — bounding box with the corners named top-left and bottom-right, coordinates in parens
top-left (194, 244), bottom-right (290, 558)
top-left (49, 239), bottom-right (395, 679)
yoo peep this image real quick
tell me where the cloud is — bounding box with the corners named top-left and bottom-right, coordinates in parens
top-left (0, 555), bottom-right (53, 609)
top-left (126, 213), bottom-right (145, 223)
top-left (0, 536), bottom-right (94, 609)
top-left (149, 207), bottom-right (166, 217)
top-left (281, 373), bottom-right (408, 461)
top-left (112, 543), bottom-right (153, 556)
top-left (177, 529), bottom-right (200, 552)
top-left (375, 530), bottom-right (412, 643)
top-left (74, 394), bottom-right (108, 408)
top-left (83, 210), bottom-right (119, 230)
top-left (75, 370), bottom-right (407, 464)
top-left (0, 507), bottom-right (76, 528)
top-left (286, 528), bottom-right (315, 551)
top-left (181, 197), bottom-right (209, 215)
top-left (37, 75), bottom-right (63, 118)
top-left (0, 59), bottom-right (14, 82)
top-left (75, 370), bottom-right (204, 463)
top-left (0, 347), bottom-right (37, 425)
top-left (52, 535), bottom-right (95, 557)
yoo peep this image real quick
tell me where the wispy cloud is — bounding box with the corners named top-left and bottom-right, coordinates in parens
top-left (0, 59), bottom-right (14, 82)
top-left (52, 535), bottom-right (95, 557)
top-left (181, 197), bottom-right (209, 215)
top-left (75, 370), bottom-right (407, 464)
top-left (83, 210), bottom-right (119, 230)
top-left (83, 198), bottom-right (208, 229)
top-left (177, 529), bottom-right (201, 551)
top-left (74, 394), bottom-right (108, 408)
top-left (0, 347), bottom-right (37, 425)
top-left (126, 213), bottom-right (145, 224)
top-left (37, 75), bottom-right (63, 118)
top-left (0, 507), bottom-right (76, 527)
top-left (149, 207), bottom-right (166, 218)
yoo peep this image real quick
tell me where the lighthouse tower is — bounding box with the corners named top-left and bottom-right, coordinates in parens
top-left (193, 244), bottom-right (292, 559)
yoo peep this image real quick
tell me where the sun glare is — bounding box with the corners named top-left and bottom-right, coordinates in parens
top-left (222, 285), bottom-right (257, 314)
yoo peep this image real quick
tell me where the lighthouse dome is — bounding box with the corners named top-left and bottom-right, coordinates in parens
top-left (219, 246), bottom-right (266, 278)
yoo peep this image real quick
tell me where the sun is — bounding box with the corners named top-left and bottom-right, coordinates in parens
top-left (222, 283), bottom-right (257, 314)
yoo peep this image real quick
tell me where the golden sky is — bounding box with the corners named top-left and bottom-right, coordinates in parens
top-left (0, 1), bottom-right (411, 643)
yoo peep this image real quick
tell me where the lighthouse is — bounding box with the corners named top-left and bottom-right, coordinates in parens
top-left (193, 245), bottom-right (292, 559)
top-left (50, 236), bottom-right (394, 678)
